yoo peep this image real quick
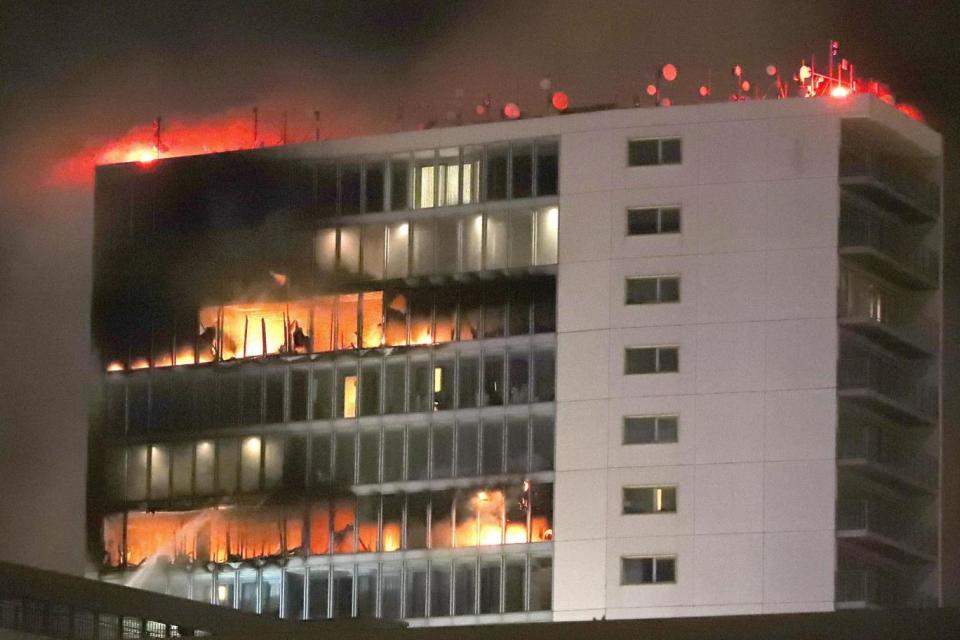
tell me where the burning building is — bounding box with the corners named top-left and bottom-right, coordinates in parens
top-left (90, 90), bottom-right (944, 623)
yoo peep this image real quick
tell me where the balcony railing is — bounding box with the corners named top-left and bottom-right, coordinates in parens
top-left (838, 426), bottom-right (937, 493)
top-left (838, 353), bottom-right (937, 425)
top-left (835, 568), bottom-right (935, 609)
top-left (839, 200), bottom-right (939, 289)
top-left (837, 499), bottom-right (936, 560)
top-left (838, 297), bottom-right (936, 358)
top-left (840, 149), bottom-right (940, 221)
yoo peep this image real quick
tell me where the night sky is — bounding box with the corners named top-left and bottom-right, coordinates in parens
top-left (0, 0), bottom-right (957, 578)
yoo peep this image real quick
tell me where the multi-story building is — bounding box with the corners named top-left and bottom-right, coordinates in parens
top-left (89, 93), bottom-right (944, 625)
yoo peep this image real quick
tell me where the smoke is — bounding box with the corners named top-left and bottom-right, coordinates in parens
top-left (1, 0), bottom-right (956, 578)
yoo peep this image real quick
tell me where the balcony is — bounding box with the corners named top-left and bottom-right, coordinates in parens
top-left (835, 568), bottom-right (935, 609)
top-left (839, 198), bottom-right (939, 290)
top-left (836, 499), bottom-right (936, 563)
top-left (837, 288), bottom-right (936, 359)
top-left (837, 426), bottom-right (937, 494)
top-left (838, 353), bottom-right (937, 426)
top-left (839, 149), bottom-right (940, 222)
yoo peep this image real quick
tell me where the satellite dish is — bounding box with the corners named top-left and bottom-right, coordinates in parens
top-left (539, 78), bottom-right (552, 91)
top-left (661, 63), bottom-right (678, 82)
top-left (551, 91), bottom-right (570, 111)
top-left (503, 102), bottom-right (521, 119)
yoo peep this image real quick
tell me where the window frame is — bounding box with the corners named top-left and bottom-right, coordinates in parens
top-left (622, 414), bottom-right (678, 445)
top-left (626, 206), bottom-right (681, 236)
top-left (620, 555), bottom-right (677, 585)
top-left (627, 137), bottom-right (683, 167)
top-left (625, 275), bottom-right (681, 305)
top-left (621, 485), bottom-right (678, 515)
top-left (623, 345), bottom-right (680, 375)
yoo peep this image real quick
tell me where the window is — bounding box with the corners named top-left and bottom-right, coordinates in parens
top-left (623, 415), bottom-right (678, 445)
top-left (624, 346), bottom-right (679, 374)
top-left (627, 138), bottom-right (682, 166)
top-left (623, 486), bottom-right (677, 514)
top-left (627, 206), bottom-right (680, 235)
top-left (625, 276), bottom-right (680, 305)
top-left (621, 556), bottom-right (676, 584)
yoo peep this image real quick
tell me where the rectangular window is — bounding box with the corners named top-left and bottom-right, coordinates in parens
top-left (389, 156), bottom-right (409, 211)
top-left (364, 161), bottom-right (385, 213)
top-left (627, 138), bottom-right (682, 166)
top-left (627, 206), bottom-right (680, 235)
top-left (623, 486), bottom-right (677, 514)
top-left (624, 415), bottom-right (678, 445)
top-left (624, 346), bottom-right (679, 375)
top-left (625, 275), bottom-right (680, 305)
top-left (621, 556), bottom-right (676, 584)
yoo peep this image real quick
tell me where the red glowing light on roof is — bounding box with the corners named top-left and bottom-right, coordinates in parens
top-left (661, 63), bottom-right (678, 82)
top-left (830, 85), bottom-right (851, 99)
top-left (645, 84), bottom-right (657, 96)
top-left (896, 103), bottom-right (924, 122)
top-left (502, 102), bottom-right (521, 119)
top-left (698, 85), bottom-right (711, 97)
top-left (551, 91), bottom-right (569, 112)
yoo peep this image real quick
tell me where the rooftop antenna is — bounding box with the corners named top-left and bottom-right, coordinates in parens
top-left (647, 63), bottom-right (678, 106)
top-left (314, 110), bottom-right (321, 142)
top-left (698, 67), bottom-right (713, 99)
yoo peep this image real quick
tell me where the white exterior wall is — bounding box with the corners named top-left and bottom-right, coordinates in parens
top-left (553, 104), bottom-right (843, 620)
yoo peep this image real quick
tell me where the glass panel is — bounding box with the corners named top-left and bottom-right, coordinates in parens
top-left (384, 290), bottom-right (408, 347)
top-left (437, 147), bottom-right (460, 206)
top-left (405, 561), bottom-right (428, 619)
top-left (659, 347), bottom-right (679, 372)
top-left (380, 562), bottom-right (402, 620)
top-left (628, 140), bottom-right (659, 166)
top-left (334, 432), bottom-right (356, 484)
top-left (430, 490), bottom-right (454, 549)
top-left (661, 207), bottom-right (681, 232)
top-left (239, 436), bottom-right (261, 492)
top-left (434, 293), bottom-right (457, 344)
top-left (454, 490), bottom-right (477, 548)
top-left (384, 357), bottom-right (406, 414)
top-left (407, 426), bottom-right (429, 481)
top-left (529, 556), bottom-right (552, 611)
top-left (128, 374), bottom-right (149, 431)
top-left (415, 150), bottom-right (436, 209)
top-left (361, 225), bottom-right (386, 280)
top-left (263, 436), bottom-right (284, 489)
top-left (458, 289), bottom-right (481, 342)
top-left (283, 569), bottom-right (305, 619)
top-left (382, 494), bottom-right (403, 551)
top-left (195, 441), bottom-right (215, 494)
top-left (535, 206), bottom-right (559, 265)
top-left (483, 288), bottom-right (505, 338)
top-left (311, 432), bottom-right (333, 485)
top-left (215, 570), bottom-right (235, 607)
top-left (454, 558), bottom-right (477, 615)
top-left (509, 210), bottom-right (533, 268)
top-left (531, 483), bottom-right (553, 542)
top-left (512, 142), bottom-right (534, 199)
top-left (505, 484), bottom-right (528, 543)
top-left (661, 138), bottom-right (682, 164)
top-left (358, 429), bottom-right (380, 484)
top-left (485, 143), bottom-right (508, 200)
top-left (479, 556), bottom-right (502, 614)
top-left (462, 213), bottom-right (483, 272)
top-left (535, 139), bottom-right (559, 196)
top-left (436, 218), bottom-right (460, 275)
top-left (503, 555), bottom-right (525, 612)
top-left (357, 495), bottom-right (379, 553)
top-left (193, 573), bottom-right (213, 604)
top-left (309, 502), bottom-right (331, 554)
top-left (386, 222), bottom-right (409, 279)
top-left (313, 367), bottom-right (334, 420)
top-left (432, 423), bottom-right (454, 478)
top-left (364, 161), bottom-right (385, 213)
top-left (360, 359), bottom-right (381, 416)
top-left (341, 163), bottom-right (361, 215)
top-left (339, 226), bottom-right (361, 274)
top-left (456, 421), bottom-right (479, 477)
top-left (307, 567), bottom-right (329, 619)
top-left (217, 439), bottom-right (238, 493)
top-left (434, 355), bottom-right (455, 411)
top-left (336, 363), bottom-right (358, 418)
top-left (658, 416), bottom-right (679, 442)
top-left (624, 416), bottom-right (656, 444)
top-left (382, 428), bottom-right (405, 482)
top-left (627, 208), bottom-right (658, 235)
top-left (508, 351), bottom-right (530, 405)
top-left (532, 349), bottom-right (555, 403)
top-left (360, 291), bottom-right (384, 349)
top-left (262, 568), bottom-right (281, 617)
top-left (241, 367), bottom-right (262, 425)
top-left (483, 352), bottom-right (505, 406)
top-left (406, 492), bottom-right (429, 549)
top-left (335, 294), bottom-right (359, 350)
top-left (317, 164), bottom-right (339, 217)
top-left (533, 279), bottom-right (556, 333)
top-left (484, 212), bottom-right (508, 269)
top-left (482, 417), bottom-right (505, 475)
top-left (506, 416), bottom-right (529, 473)
top-left (332, 568), bottom-right (353, 618)
top-left (283, 436), bottom-right (306, 490)
top-left (429, 560), bottom-right (452, 618)
top-left (412, 218), bottom-right (436, 275)
top-left (312, 296), bottom-right (335, 353)
top-left (531, 415), bottom-right (554, 472)
top-left (315, 227), bottom-right (337, 272)
top-left (508, 286), bottom-right (531, 336)
top-left (147, 448), bottom-right (170, 502)
top-left (290, 369), bottom-right (309, 422)
top-left (461, 145), bottom-right (481, 205)
top-left (264, 369), bottom-right (284, 424)
top-left (332, 497), bottom-right (356, 553)
top-left (409, 358), bottom-right (432, 413)
top-left (389, 156), bottom-right (409, 211)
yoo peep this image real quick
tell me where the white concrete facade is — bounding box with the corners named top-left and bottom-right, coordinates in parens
top-left (550, 96), bottom-right (940, 620)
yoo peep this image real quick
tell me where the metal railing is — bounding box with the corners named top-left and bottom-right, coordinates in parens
top-left (840, 149), bottom-right (940, 218)
top-left (837, 499), bottom-right (936, 557)
top-left (836, 568), bottom-right (937, 608)
top-left (837, 289), bottom-right (936, 353)
top-left (838, 425), bottom-right (937, 491)
top-left (838, 353), bottom-right (938, 420)
top-left (840, 200), bottom-right (939, 286)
